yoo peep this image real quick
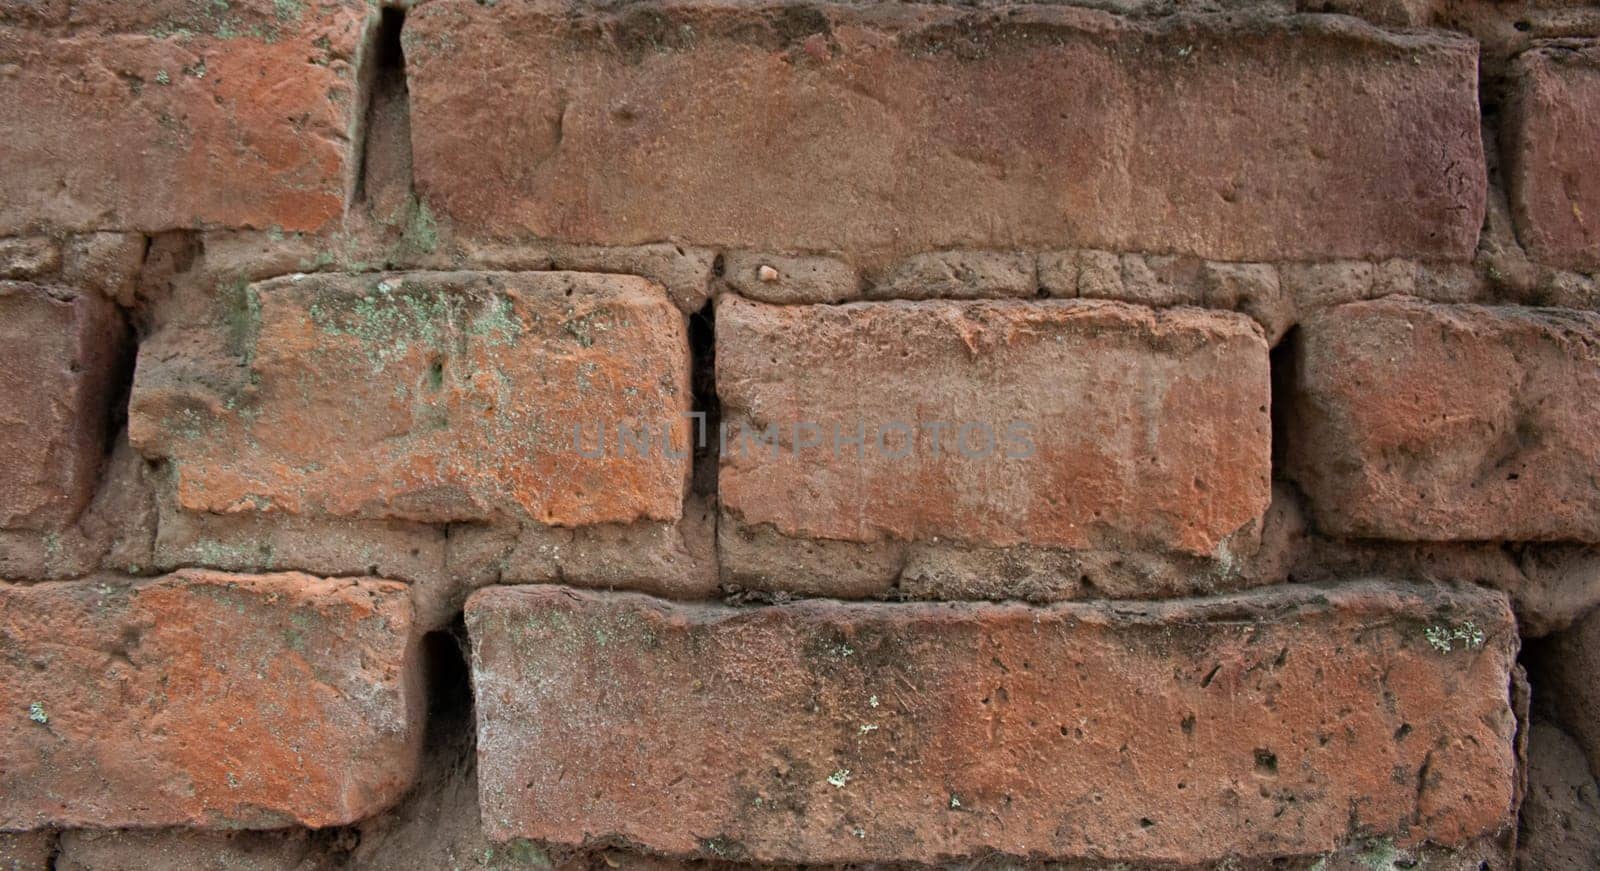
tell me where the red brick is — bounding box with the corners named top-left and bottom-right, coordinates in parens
top-left (0, 283), bottom-right (126, 530)
top-left (466, 582), bottom-right (1518, 864)
top-left (1505, 42), bottom-right (1600, 271)
top-left (0, 570), bottom-right (420, 829)
top-left (407, 4), bottom-right (1484, 264)
top-left (717, 296), bottom-right (1270, 561)
top-left (129, 271), bottom-right (691, 525)
top-left (1287, 298), bottom-right (1600, 542)
top-left (0, 1), bottom-right (366, 234)
top-left (0, 831), bottom-right (53, 871)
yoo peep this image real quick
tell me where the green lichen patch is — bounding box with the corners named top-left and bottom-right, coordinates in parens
top-left (307, 279), bottom-right (468, 370)
top-left (219, 276), bottom-right (264, 364)
top-left (1424, 621), bottom-right (1485, 653)
top-left (560, 307), bottom-right (615, 348)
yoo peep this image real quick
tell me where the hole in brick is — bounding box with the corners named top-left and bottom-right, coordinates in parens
top-left (1254, 749), bottom-right (1278, 776)
top-left (1268, 325), bottom-right (1300, 483)
top-left (688, 299), bottom-right (720, 498)
top-left (419, 619), bottom-right (474, 759)
top-left (353, 6), bottom-right (413, 214)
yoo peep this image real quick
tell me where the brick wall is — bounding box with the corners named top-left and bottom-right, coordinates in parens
top-left (4, 0), bottom-right (1600, 868)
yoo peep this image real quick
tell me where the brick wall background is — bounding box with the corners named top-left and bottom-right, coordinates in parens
top-left (4, 0), bottom-right (1600, 868)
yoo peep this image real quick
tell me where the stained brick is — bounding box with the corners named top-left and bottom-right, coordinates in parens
top-left (0, 0), bottom-right (366, 234)
top-left (717, 296), bottom-right (1270, 568)
top-left (129, 271), bottom-right (691, 526)
top-left (0, 570), bottom-right (420, 829)
top-left (1505, 41), bottom-right (1600, 271)
top-left (466, 582), bottom-right (1518, 864)
top-left (407, 3), bottom-right (1484, 264)
top-left (0, 283), bottom-right (126, 530)
top-left (1287, 298), bottom-right (1600, 542)
top-left (0, 830), bottom-right (53, 871)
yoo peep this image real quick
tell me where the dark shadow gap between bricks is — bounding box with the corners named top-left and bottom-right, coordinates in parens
top-left (352, 6), bottom-right (414, 220)
top-left (325, 618), bottom-right (478, 869)
top-left (688, 298), bottom-right (720, 501)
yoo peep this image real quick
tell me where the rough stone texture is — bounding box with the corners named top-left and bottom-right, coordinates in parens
top-left (1289, 535), bottom-right (1600, 639)
top-left (720, 481), bottom-right (1304, 602)
top-left (0, 436), bottom-right (158, 581)
top-left (63, 232), bottom-right (147, 306)
top-left (0, 831), bottom-right (53, 871)
top-left (1518, 720), bottom-right (1600, 870)
top-left (148, 472), bottom-right (446, 587)
top-left (0, 570), bottom-right (420, 829)
top-left (442, 494), bottom-right (719, 621)
top-left (867, 250), bottom-right (1038, 301)
top-left (407, 4), bottom-right (1484, 265)
top-left (0, 1), bottom-right (365, 234)
top-left (130, 271), bottom-right (691, 526)
top-left (467, 582), bottom-right (1517, 865)
top-left (0, 282), bottom-right (127, 530)
top-left (1505, 41), bottom-right (1600, 272)
top-left (54, 829), bottom-right (329, 871)
top-left (134, 448), bottom-right (445, 592)
top-left (1039, 250), bottom-right (1297, 343)
top-left (1287, 298), bottom-right (1600, 542)
top-left (0, 237), bottom-right (59, 279)
top-left (717, 295), bottom-right (1271, 573)
top-left (461, 241), bottom-right (719, 315)
top-left (721, 251), bottom-right (861, 305)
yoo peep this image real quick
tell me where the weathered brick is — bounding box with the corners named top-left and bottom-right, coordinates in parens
top-left (467, 582), bottom-right (1517, 864)
top-left (717, 296), bottom-right (1270, 567)
top-left (1505, 42), bottom-right (1600, 271)
top-left (407, 4), bottom-right (1484, 264)
top-left (129, 271), bottom-right (691, 526)
top-left (0, 237), bottom-right (59, 280)
top-left (721, 251), bottom-right (860, 305)
top-left (0, 438), bottom-right (158, 581)
top-left (0, 570), bottom-right (420, 829)
top-left (1287, 298), bottom-right (1600, 542)
top-left (0, 1), bottom-right (365, 234)
top-left (0, 283), bottom-right (127, 530)
top-left (62, 232), bottom-right (146, 306)
top-left (867, 250), bottom-right (1038, 301)
top-left (0, 831), bottom-right (53, 871)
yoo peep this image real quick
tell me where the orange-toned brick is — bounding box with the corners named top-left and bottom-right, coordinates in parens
top-left (408, 3), bottom-right (1483, 263)
top-left (0, 570), bottom-right (420, 829)
top-left (467, 582), bottom-right (1517, 864)
top-left (130, 271), bottom-right (691, 526)
top-left (718, 296), bottom-right (1270, 561)
top-left (0, 283), bottom-right (126, 530)
top-left (0, 0), bottom-right (366, 233)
